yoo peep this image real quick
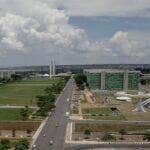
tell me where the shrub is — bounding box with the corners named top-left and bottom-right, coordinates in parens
top-left (101, 133), bottom-right (116, 141)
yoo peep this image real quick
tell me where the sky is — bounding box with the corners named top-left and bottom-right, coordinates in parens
top-left (0, 0), bottom-right (150, 67)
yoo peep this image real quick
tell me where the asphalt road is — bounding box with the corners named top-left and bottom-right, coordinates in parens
top-left (32, 78), bottom-right (74, 150)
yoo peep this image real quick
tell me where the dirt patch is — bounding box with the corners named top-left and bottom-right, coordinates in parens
top-left (0, 121), bottom-right (41, 131)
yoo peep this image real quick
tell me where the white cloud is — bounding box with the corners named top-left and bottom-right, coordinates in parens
top-left (0, 0), bottom-right (150, 65)
top-left (0, 0), bottom-right (90, 57)
top-left (110, 31), bottom-right (133, 56)
top-left (59, 0), bottom-right (150, 17)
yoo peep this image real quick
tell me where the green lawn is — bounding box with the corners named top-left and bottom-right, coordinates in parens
top-left (0, 78), bottom-right (61, 106)
top-left (0, 108), bottom-right (33, 121)
top-left (75, 123), bottom-right (150, 132)
top-left (82, 107), bottom-right (125, 120)
top-left (82, 107), bottom-right (112, 115)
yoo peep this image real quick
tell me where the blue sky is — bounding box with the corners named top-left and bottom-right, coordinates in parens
top-left (0, 0), bottom-right (150, 66)
top-left (69, 16), bottom-right (150, 40)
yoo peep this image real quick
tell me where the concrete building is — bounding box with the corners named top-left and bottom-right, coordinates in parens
top-left (0, 70), bottom-right (15, 79)
top-left (84, 69), bottom-right (140, 91)
top-left (49, 60), bottom-right (56, 78)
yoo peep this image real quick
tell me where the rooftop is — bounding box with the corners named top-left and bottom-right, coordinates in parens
top-left (84, 69), bottom-right (141, 73)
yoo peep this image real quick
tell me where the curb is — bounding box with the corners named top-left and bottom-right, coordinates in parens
top-left (65, 140), bottom-right (150, 145)
top-left (30, 116), bottom-right (49, 147)
top-left (65, 122), bottom-right (73, 142)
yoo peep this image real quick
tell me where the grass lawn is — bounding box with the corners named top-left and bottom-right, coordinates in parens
top-left (82, 107), bottom-right (125, 120)
top-left (71, 108), bottom-right (79, 114)
top-left (0, 108), bottom-right (33, 121)
top-left (0, 78), bottom-right (61, 106)
top-left (82, 107), bottom-right (112, 115)
top-left (75, 123), bottom-right (150, 132)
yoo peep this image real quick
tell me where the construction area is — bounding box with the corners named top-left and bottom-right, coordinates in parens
top-left (84, 69), bottom-right (140, 91)
top-left (68, 73), bottom-right (150, 144)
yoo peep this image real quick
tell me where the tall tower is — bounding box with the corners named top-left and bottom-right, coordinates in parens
top-left (49, 60), bottom-right (56, 78)
top-left (49, 61), bottom-right (52, 78)
top-left (52, 60), bottom-right (55, 76)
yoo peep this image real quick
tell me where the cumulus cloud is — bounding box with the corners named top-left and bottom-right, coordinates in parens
top-left (0, 0), bottom-right (149, 65)
top-left (108, 30), bottom-right (150, 63)
top-left (110, 31), bottom-right (133, 56)
top-left (0, 0), bottom-right (91, 58)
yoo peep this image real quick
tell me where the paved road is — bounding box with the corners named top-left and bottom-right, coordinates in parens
top-left (32, 78), bottom-right (74, 150)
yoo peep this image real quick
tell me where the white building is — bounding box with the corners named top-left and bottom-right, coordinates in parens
top-left (0, 70), bottom-right (15, 79)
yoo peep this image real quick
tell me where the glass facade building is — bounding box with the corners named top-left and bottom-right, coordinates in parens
top-left (84, 69), bottom-right (140, 90)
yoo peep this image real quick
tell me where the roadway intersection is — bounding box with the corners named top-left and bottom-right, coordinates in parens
top-left (32, 78), bottom-right (150, 150)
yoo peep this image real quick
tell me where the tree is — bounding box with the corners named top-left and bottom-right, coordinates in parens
top-left (11, 74), bottom-right (22, 81)
top-left (15, 139), bottom-right (29, 150)
top-left (101, 133), bottom-right (116, 141)
top-left (26, 129), bottom-right (32, 137)
top-left (84, 129), bottom-right (91, 139)
top-left (143, 132), bottom-right (150, 141)
top-left (119, 129), bottom-right (126, 140)
top-left (36, 94), bottom-right (55, 116)
top-left (0, 139), bottom-right (11, 150)
top-left (74, 73), bottom-right (87, 90)
top-left (45, 81), bottom-right (65, 95)
top-left (20, 106), bottom-right (30, 121)
top-left (12, 129), bottom-right (16, 137)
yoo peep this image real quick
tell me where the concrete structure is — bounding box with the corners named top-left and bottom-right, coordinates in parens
top-left (84, 69), bottom-right (140, 91)
top-left (116, 96), bottom-right (131, 102)
top-left (49, 60), bottom-right (56, 78)
top-left (133, 98), bottom-right (150, 112)
top-left (0, 70), bottom-right (15, 79)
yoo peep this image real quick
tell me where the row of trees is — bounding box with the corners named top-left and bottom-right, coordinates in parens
top-left (74, 73), bottom-right (87, 90)
top-left (84, 129), bottom-right (150, 141)
top-left (0, 138), bottom-right (29, 150)
top-left (36, 77), bottom-right (68, 116)
top-left (20, 106), bottom-right (31, 121)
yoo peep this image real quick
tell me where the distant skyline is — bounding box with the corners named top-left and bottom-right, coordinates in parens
top-left (0, 0), bottom-right (150, 67)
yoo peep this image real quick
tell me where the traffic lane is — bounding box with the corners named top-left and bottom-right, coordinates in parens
top-left (32, 79), bottom-right (73, 150)
top-left (34, 115), bottom-right (58, 150)
top-left (33, 105), bottom-right (68, 149)
top-left (51, 105), bottom-right (72, 149)
top-left (37, 100), bottom-right (70, 149)
top-left (51, 85), bottom-right (73, 149)
top-left (33, 110), bottom-right (64, 148)
top-left (52, 117), bottom-right (67, 150)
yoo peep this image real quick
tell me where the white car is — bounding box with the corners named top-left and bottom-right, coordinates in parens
top-left (49, 140), bottom-right (53, 145)
top-left (55, 123), bottom-right (59, 127)
top-left (32, 144), bottom-right (36, 148)
top-left (67, 98), bottom-right (70, 102)
top-left (66, 112), bottom-right (69, 117)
